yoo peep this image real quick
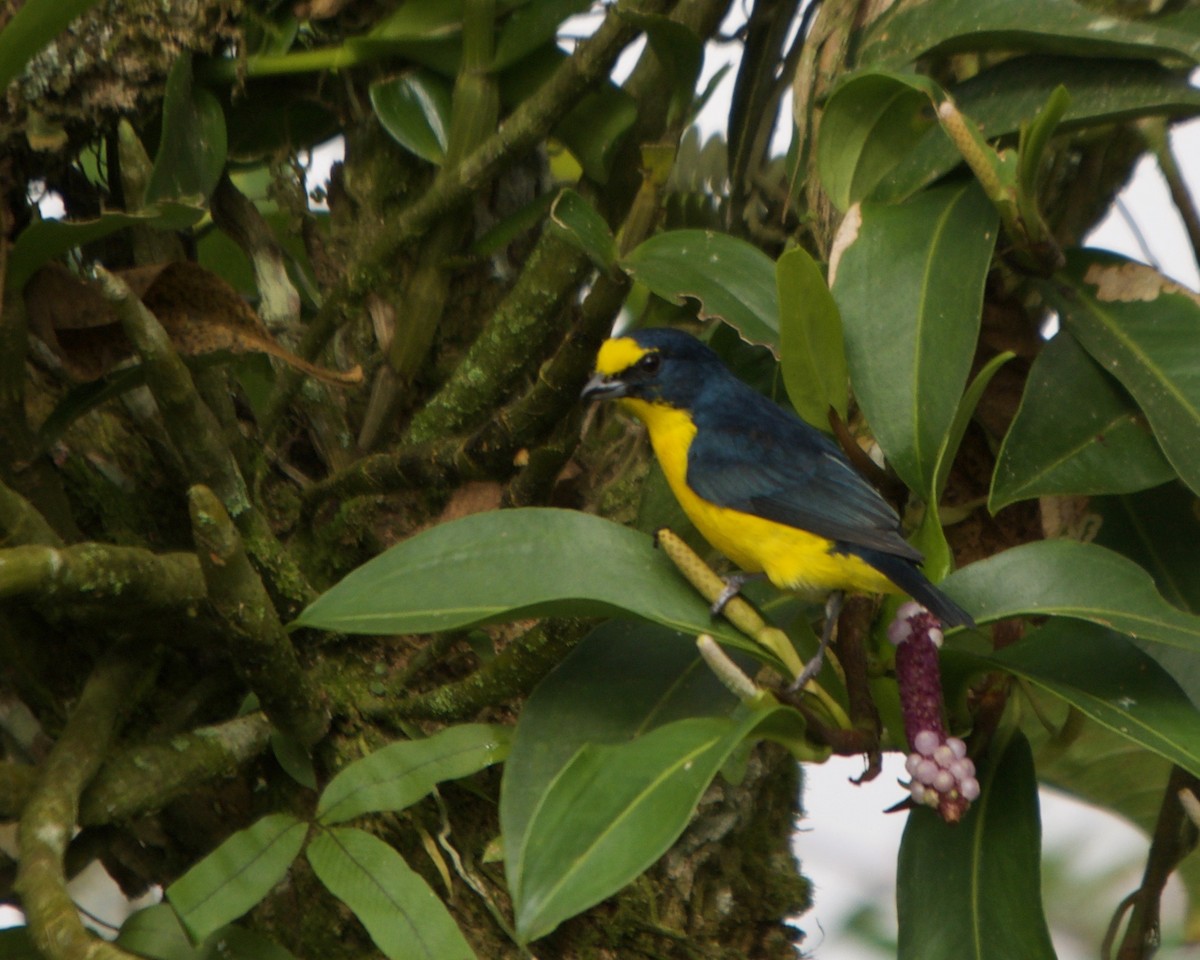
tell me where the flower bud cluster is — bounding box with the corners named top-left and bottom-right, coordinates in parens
top-left (889, 601), bottom-right (980, 823)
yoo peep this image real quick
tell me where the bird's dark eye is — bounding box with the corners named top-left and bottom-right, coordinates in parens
top-left (636, 352), bottom-right (661, 374)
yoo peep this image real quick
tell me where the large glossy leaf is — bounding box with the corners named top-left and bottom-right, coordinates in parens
top-left (777, 246), bottom-right (847, 427)
top-left (549, 188), bottom-right (616, 271)
top-left (943, 539), bottom-right (1200, 655)
top-left (1045, 252), bottom-right (1200, 498)
top-left (493, 0), bottom-right (591, 69)
top-left (951, 620), bottom-right (1200, 777)
top-left (166, 813), bottom-right (307, 943)
top-left (991, 331), bottom-right (1175, 511)
top-left (318, 723), bottom-right (510, 824)
top-left (832, 180), bottom-right (997, 497)
top-left (860, 0), bottom-right (1200, 68)
top-left (511, 704), bottom-right (807, 942)
top-left (307, 827), bottom-right (476, 960)
top-left (897, 733), bottom-right (1055, 960)
top-left (876, 56), bottom-right (1200, 202)
top-left (370, 71), bottom-right (452, 164)
top-left (502, 621), bottom-right (746, 906)
top-left (1013, 684), bottom-right (1200, 932)
top-left (817, 71), bottom-right (941, 211)
top-left (0, 0), bottom-right (103, 93)
top-left (621, 230), bottom-right (779, 348)
top-left (145, 55), bottom-right (227, 205)
top-left (292, 508), bottom-right (768, 662)
top-left (7, 203), bottom-right (205, 292)
top-left (1093, 482), bottom-right (1200, 614)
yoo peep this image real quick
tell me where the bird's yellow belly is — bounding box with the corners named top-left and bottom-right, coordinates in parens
top-left (621, 398), bottom-right (899, 597)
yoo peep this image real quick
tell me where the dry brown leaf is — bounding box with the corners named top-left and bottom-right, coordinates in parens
top-left (24, 261), bottom-right (362, 386)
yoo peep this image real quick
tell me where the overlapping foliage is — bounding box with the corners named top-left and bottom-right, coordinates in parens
top-left (2, 1), bottom-right (1200, 959)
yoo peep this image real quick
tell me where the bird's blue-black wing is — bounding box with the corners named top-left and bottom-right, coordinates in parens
top-left (686, 388), bottom-right (923, 562)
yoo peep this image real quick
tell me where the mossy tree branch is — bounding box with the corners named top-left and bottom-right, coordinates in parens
top-left (0, 712), bottom-right (272, 825)
top-left (0, 542), bottom-right (204, 615)
top-left (16, 644), bottom-right (156, 960)
top-left (261, 0), bottom-right (676, 434)
top-left (188, 485), bottom-right (329, 746)
top-left (93, 265), bottom-right (314, 616)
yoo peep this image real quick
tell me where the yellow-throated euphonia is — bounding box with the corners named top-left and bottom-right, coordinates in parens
top-left (581, 327), bottom-right (973, 632)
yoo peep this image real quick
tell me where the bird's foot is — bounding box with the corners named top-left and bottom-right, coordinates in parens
top-left (789, 590), bottom-right (844, 691)
top-left (710, 571), bottom-right (763, 617)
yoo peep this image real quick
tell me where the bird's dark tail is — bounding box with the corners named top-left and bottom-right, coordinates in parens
top-left (851, 548), bottom-right (975, 629)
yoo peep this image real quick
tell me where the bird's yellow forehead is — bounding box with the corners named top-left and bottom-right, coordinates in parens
top-left (595, 337), bottom-right (652, 376)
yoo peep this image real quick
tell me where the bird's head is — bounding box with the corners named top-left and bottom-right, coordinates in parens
top-left (580, 328), bottom-right (720, 411)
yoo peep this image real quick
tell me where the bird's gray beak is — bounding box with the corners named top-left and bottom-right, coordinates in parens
top-left (581, 372), bottom-right (627, 402)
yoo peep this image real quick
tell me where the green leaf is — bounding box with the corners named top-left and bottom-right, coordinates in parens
top-left (548, 188), bottom-right (616, 270)
top-left (956, 620), bottom-right (1200, 777)
top-left (877, 56), bottom-right (1200, 203)
top-left (118, 905), bottom-right (301, 960)
top-left (833, 180), bottom-right (997, 497)
top-left (145, 55), bottom-right (228, 205)
top-left (318, 723), bottom-right (510, 824)
top-left (512, 704), bottom-right (806, 942)
top-left (307, 827), bottom-right (476, 960)
top-left (991, 331), bottom-right (1175, 511)
top-left (860, 0), bottom-right (1200, 69)
top-left (817, 70), bottom-right (941, 211)
top-left (943, 539), bottom-right (1200, 658)
top-left (620, 10), bottom-right (704, 130)
top-left (494, 42), bottom-right (637, 183)
top-left (897, 732), bottom-right (1055, 960)
top-left (166, 813), bottom-right (307, 944)
top-left (493, 0), bottom-right (591, 70)
top-left (0, 0), bottom-right (103, 94)
top-left (1046, 251), bottom-right (1200, 499)
top-left (1093, 482), bottom-right (1200, 614)
top-left (0, 927), bottom-right (45, 960)
top-left (292, 508), bottom-right (771, 664)
top-left (777, 246), bottom-right (847, 426)
top-left (1013, 684), bottom-right (1200, 928)
top-left (502, 621), bottom-right (747, 904)
top-left (370, 71), bottom-right (452, 164)
top-left (117, 904), bottom-right (200, 960)
top-left (933, 349), bottom-right (1014, 505)
top-left (7, 202), bottom-right (205, 292)
top-left (621, 230), bottom-right (779, 348)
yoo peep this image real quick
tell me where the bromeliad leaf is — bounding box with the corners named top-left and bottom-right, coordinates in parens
top-left (833, 180), bottom-right (997, 498)
top-left (1045, 252), bottom-right (1200, 498)
top-left (318, 723), bottom-right (510, 824)
top-left (292, 508), bottom-right (769, 664)
top-left (621, 230), bottom-right (779, 348)
top-left (166, 813), bottom-right (307, 944)
top-left (307, 827), bottom-right (476, 960)
top-left (991, 331), bottom-right (1174, 511)
top-left (897, 733), bottom-right (1055, 960)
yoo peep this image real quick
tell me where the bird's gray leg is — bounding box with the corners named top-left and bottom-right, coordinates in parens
top-left (789, 590), bottom-right (844, 691)
top-left (711, 571), bottom-right (765, 617)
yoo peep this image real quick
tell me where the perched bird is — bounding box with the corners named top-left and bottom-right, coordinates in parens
top-left (581, 327), bottom-right (972, 681)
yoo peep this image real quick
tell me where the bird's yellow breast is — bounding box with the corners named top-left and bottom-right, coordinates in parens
top-left (620, 397), bottom-right (898, 597)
